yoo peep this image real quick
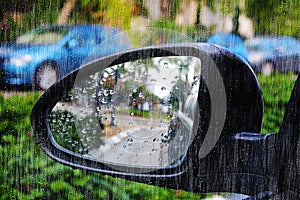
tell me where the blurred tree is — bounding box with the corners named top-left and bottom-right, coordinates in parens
top-left (0, 0), bottom-right (62, 42)
top-left (0, 0), bottom-right (33, 21)
top-left (95, 0), bottom-right (134, 30)
top-left (59, 0), bottom-right (135, 30)
top-left (246, 0), bottom-right (300, 37)
top-left (205, 0), bottom-right (240, 15)
top-left (206, 0), bottom-right (300, 37)
top-left (57, 0), bottom-right (77, 24)
top-left (0, 0), bottom-right (32, 41)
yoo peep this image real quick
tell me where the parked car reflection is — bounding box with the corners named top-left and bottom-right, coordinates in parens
top-left (245, 36), bottom-right (300, 75)
top-left (207, 33), bottom-right (248, 61)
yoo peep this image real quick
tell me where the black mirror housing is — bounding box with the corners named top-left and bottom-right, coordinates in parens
top-left (31, 43), bottom-right (276, 196)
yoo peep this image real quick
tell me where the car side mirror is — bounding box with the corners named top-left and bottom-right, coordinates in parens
top-left (31, 43), bottom-right (271, 197)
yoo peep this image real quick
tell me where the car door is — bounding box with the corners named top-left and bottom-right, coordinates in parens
top-left (273, 39), bottom-right (300, 73)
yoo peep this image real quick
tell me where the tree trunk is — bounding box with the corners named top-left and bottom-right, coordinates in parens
top-left (57, 0), bottom-right (77, 24)
top-left (160, 0), bottom-right (171, 17)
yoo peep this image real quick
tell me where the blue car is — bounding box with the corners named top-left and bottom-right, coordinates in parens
top-left (207, 33), bottom-right (248, 61)
top-left (245, 36), bottom-right (300, 75)
top-left (0, 24), bottom-right (130, 90)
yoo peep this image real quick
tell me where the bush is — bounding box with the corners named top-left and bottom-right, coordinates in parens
top-left (49, 110), bottom-right (105, 155)
top-left (150, 19), bottom-right (182, 32)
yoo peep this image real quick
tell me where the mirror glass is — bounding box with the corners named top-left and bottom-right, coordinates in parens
top-left (49, 56), bottom-right (201, 168)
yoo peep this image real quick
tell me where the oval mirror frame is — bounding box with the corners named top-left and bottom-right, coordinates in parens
top-left (49, 55), bottom-right (203, 169)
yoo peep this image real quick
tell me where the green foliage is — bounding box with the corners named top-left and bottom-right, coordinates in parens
top-left (257, 72), bottom-right (296, 133)
top-left (169, 0), bottom-right (183, 20)
top-left (2, 0), bottom-right (61, 42)
top-left (0, 93), bottom-right (40, 136)
top-left (246, 0), bottom-right (300, 36)
top-left (207, 0), bottom-right (240, 15)
top-left (151, 19), bottom-right (182, 32)
top-left (77, 0), bottom-right (133, 30)
top-left (186, 25), bottom-right (210, 42)
top-left (127, 109), bottom-right (151, 118)
top-left (49, 110), bottom-right (104, 155)
top-left (205, 0), bottom-right (300, 37)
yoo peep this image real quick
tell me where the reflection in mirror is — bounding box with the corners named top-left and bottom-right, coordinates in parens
top-left (49, 56), bottom-right (201, 168)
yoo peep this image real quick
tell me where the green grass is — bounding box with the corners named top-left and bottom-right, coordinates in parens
top-left (0, 72), bottom-right (296, 199)
top-left (257, 72), bottom-right (296, 133)
top-left (0, 93), bottom-right (200, 200)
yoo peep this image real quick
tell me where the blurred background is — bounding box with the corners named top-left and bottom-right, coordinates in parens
top-left (1, 0), bottom-right (300, 41)
top-left (1, 0), bottom-right (300, 199)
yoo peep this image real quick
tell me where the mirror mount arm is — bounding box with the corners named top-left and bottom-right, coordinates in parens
top-left (174, 132), bottom-right (280, 196)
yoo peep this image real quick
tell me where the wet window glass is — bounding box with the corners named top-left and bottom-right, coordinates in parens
top-left (49, 56), bottom-right (201, 168)
top-left (1, 0), bottom-right (300, 199)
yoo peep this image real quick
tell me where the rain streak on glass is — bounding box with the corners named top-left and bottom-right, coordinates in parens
top-left (49, 56), bottom-right (201, 168)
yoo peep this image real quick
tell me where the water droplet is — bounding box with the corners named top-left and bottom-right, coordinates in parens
top-left (105, 90), bottom-right (110, 96)
top-left (179, 135), bottom-right (184, 141)
top-left (153, 138), bottom-right (159, 143)
top-left (101, 98), bottom-right (107, 104)
top-left (139, 93), bottom-right (144, 98)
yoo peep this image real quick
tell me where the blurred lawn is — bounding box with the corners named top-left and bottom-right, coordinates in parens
top-left (257, 72), bottom-right (296, 133)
